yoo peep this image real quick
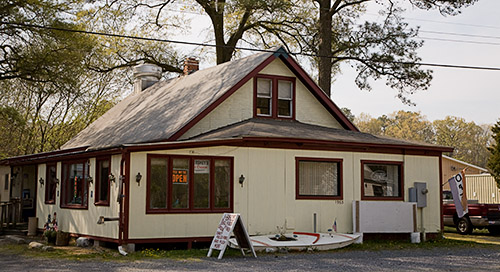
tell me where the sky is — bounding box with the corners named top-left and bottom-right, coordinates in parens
top-left (175, 0), bottom-right (500, 125)
top-left (331, 0), bottom-right (500, 125)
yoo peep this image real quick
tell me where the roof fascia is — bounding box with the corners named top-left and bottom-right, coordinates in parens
top-left (278, 54), bottom-right (359, 132)
top-left (4, 147), bottom-right (122, 166)
top-left (168, 53), bottom-right (278, 141)
top-left (442, 155), bottom-right (488, 172)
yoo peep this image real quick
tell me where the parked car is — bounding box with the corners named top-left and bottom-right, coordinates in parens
top-left (443, 190), bottom-right (500, 235)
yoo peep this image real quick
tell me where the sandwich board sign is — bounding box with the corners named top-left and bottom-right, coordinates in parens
top-left (207, 213), bottom-right (256, 259)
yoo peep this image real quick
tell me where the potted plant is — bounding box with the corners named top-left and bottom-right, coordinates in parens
top-left (43, 229), bottom-right (57, 244)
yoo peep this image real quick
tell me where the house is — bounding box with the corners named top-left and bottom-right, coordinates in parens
top-left (0, 47), bottom-right (453, 250)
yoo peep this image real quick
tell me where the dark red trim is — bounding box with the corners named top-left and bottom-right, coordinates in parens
top-left (439, 154), bottom-right (444, 232)
top-left (94, 156), bottom-right (111, 206)
top-left (60, 158), bottom-right (90, 209)
top-left (44, 163), bottom-right (57, 205)
top-left (122, 150), bottom-right (131, 244)
top-left (360, 160), bottom-right (404, 201)
top-left (2, 146), bottom-right (88, 166)
top-left (126, 236), bottom-right (213, 245)
top-left (145, 154), bottom-right (233, 214)
top-left (253, 74), bottom-right (296, 119)
top-left (277, 54), bottom-right (359, 131)
top-left (169, 54), bottom-right (278, 141)
top-left (295, 157), bottom-right (343, 200)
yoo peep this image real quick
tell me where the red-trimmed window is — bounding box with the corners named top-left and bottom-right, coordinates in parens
top-left (45, 163), bottom-right (57, 204)
top-left (95, 157), bottom-right (111, 206)
top-left (147, 155), bottom-right (233, 213)
top-left (61, 160), bottom-right (89, 209)
top-left (255, 75), bottom-right (295, 119)
top-left (296, 158), bottom-right (342, 200)
top-left (361, 160), bottom-right (403, 200)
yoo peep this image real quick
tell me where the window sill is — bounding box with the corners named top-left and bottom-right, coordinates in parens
top-left (44, 201), bottom-right (56, 205)
top-left (361, 196), bottom-right (404, 201)
top-left (95, 201), bottom-right (110, 207)
top-left (60, 204), bottom-right (88, 210)
top-left (146, 208), bottom-right (232, 214)
top-left (296, 195), bottom-right (343, 200)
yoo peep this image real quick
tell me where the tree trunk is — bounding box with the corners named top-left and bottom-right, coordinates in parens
top-left (317, 0), bottom-right (333, 97)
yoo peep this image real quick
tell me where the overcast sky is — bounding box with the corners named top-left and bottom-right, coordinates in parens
top-left (331, 0), bottom-right (500, 125)
top-left (177, 0), bottom-right (500, 125)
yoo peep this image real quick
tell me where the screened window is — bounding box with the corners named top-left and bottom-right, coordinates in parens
top-left (255, 75), bottom-right (295, 119)
top-left (45, 163), bottom-right (57, 204)
top-left (147, 155), bottom-right (233, 213)
top-left (95, 158), bottom-right (110, 206)
top-left (362, 161), bottom-right (403, 200)
top-left (296, 158), bottom-right (342, 199)
top-left (61, 160), bottom-right (89, 208)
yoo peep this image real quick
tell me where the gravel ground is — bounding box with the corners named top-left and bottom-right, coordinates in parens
top-left (1, 247), bottom-right (500, 271)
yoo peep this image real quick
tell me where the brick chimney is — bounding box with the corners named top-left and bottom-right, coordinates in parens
top-left (183, 57), bottom-right (199, 75)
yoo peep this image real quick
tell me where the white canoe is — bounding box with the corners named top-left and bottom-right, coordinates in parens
top-left (228, 232), bottom-right (360, 251)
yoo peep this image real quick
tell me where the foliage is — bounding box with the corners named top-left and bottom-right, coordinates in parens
top-left (487, 120), bottom-right (500, 188)
top-left (354, 111), bottom-right (492, 168)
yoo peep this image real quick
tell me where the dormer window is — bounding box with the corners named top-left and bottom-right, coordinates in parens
top-left (255, 75), bottom-right (295, 119)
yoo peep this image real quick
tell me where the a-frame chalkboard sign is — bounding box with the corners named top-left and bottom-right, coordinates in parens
top-left (207, 213), bottom-right (257, 259)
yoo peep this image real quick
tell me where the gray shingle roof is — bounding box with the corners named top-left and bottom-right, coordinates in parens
top-left (188, 118), bottom-right (449, 150)
top-left (62, 49), bottom-right (275, 150)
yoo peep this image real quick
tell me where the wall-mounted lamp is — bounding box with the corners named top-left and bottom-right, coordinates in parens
top-left (87, 176), bottom-right (93, 185)
top-left (136, 172), bottom-right (142, 185)
top-left (239, 174), bottom-right (245, 187)
top-left (39, 177), bottom-right (44, 186)
top-left (109, 173), bottom-right (116, 183)
top-left (54, 178), bottom-right (59, 185)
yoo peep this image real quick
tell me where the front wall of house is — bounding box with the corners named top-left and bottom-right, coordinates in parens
top-left (179, 59), bottom-right (342, 140)
top-left (35, 155), bottom-right (122, 239)
top-left (127, 146), bottom-right (441, 239)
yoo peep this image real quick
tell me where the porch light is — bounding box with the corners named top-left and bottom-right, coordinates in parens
top-left (136, 172), bottom-right (142, 185)
top-left (88, 176), bottom-right (93, 185)
top-left (54, 178), bottom-right (59, 185)
top-left (239, 174), bottom-right (245, 187)
top-left (39, 177), bottom-right (44, 185)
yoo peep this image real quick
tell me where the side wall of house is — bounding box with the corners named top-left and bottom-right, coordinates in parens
top-left (179, 59), bottom-right (343, 140)
top-left (127, 146), bottom-right (441, 240)
top-left (0, 166), bottom-right (10, 202)
top-left (35, 155), bottom-right (121, 239)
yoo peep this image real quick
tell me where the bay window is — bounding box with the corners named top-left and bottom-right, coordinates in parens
top-left (147, 155), bottom-right (233, 213)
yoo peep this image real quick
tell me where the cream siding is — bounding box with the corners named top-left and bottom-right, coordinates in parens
top-left (180, 59), bottom-right (343, 140)
top-left (466, 174), bottom-right (500, 204)
top-left (127, 146), bottom-right (441, 239)
top-left (0, 166), bottom-right (9, 202)
top-left (35, 155), bottom-right (121, 239)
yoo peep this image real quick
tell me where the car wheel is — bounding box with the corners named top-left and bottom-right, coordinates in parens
top-left (456, 217), bottom-right (473, 235)
top-left (487, 226), bottom-right (500, 235)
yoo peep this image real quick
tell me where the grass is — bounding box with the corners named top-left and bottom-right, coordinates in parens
top-left (0, 233), bottom-right (497, 262)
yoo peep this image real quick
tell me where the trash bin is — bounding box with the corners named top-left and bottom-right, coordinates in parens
top-left (28, 217), bottom-right (38, 236)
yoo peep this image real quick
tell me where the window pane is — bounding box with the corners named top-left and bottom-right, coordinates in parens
top-left (172, 158), bottom-right (189, 209)
top-left (257, 97), bottom-right (271, 115)
top-left (257, 78), bottom-right (271, 96)
top-left (278, 99), bottom-right (291, 117)
top-left (214, 160), bottom-right (230, 208)
top-left (278, 80), bottom-right (292, 99)
top-left (46, 165), bottom-right (57, 202)
top-left (66, 163), bottom-right (86, 205)
top-left (194, 160), bottom-right (210, 208)
top-left (150, 158), bottom-right (168, 209)
top-left (98, 160), bottom-right (110, 202)
top-left (363, 163), bottom-right (400, 197)
top-left (299, 161), bottom-right (339, 196)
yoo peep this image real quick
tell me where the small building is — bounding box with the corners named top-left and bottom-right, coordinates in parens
top-left (1, 47), bottom-right (452, 248)
top-left (441, 155), bottom-right (488, 191)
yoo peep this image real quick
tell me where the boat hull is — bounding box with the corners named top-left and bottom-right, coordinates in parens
top-left (228, 232), bottom-right (359, 251)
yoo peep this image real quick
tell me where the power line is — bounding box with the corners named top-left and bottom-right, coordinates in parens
top-left (419, 36), bottom-right (500, 46)
top-left (419, 30), bottom-right (500, 40)
top-left (4, 22), bottom-right (500, 71)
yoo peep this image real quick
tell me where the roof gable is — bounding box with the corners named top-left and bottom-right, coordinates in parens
top-left (62, 47), bottom-right (358, 150)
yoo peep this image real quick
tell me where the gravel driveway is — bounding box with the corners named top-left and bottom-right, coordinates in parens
top-left (1, 246), bottom-right (500, 271)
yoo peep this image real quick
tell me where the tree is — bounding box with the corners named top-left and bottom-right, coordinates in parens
top-left (487, 120), bottom-right (500, 188)
top-left (313, 0), bottom-right (478, 97)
